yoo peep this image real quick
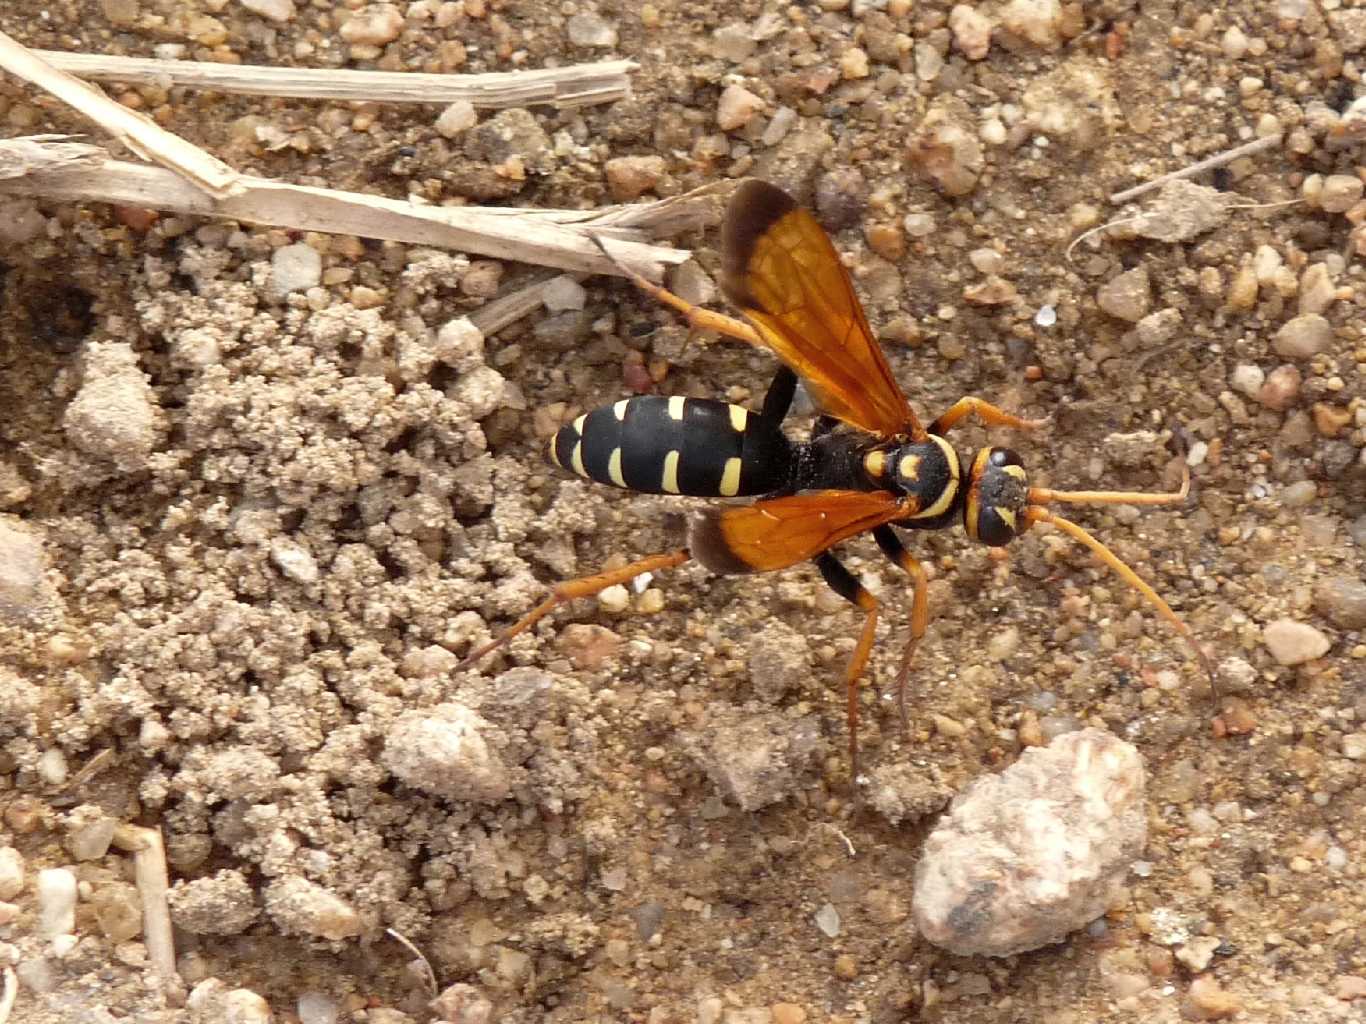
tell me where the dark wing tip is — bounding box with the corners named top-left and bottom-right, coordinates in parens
top-left (721, 180), bottom-right (798, 308)
top-left (687, 510), bottom-right (758, 575)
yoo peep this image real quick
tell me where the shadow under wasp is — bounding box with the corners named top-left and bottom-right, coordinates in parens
top-left (461, 179), bottom-right (1214, 781)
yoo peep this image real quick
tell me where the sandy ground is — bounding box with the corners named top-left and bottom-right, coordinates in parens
top-left (0, 0), bottom-right (1364, 1022)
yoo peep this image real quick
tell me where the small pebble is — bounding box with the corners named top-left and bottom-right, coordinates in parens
top-left (263, 876), bottom-right (363, 941)
top-left (0, 848), bottom-right (24, 900)
top-left (1280, 480), bottom-right (1317, 508)
top-left (1313, 576), bottom-right (1366, 629)
top-left (1342, 734), bottom-right (1366, 761)
top-left (37, 868), bottom-right (77, 938)
top-left (270, 243), bottom-right (323, 297)
top-left (949, 4), bottom-right (993, 59)
top-left (597, 584), bottom-right (630, 614)
top-left (1320, 175), bottom-right (1364, 213)
top-left (604, 155), bottom-right (666, 201)
top-left (1096, 266), bottom-right (1151, 322)
top-left (298, 992), bottom-right (342, 1024)
top-left (1261, 619), bottom-right (1331, 666)
top-left (270, 539), bottom-right (319, 585)
top-left (712, 23), bottom-right (756, 62)
top-left (717, 84), bottom-right (765, 131)
top-left (435, 100), bottom-right (478, 138)
top-left (382, 704), bottom-right (511, 803)
top-left (339, 5), bottom-right (404, 46)
top-left (1229, 364), bottom-right (1264, 398)
top-left (558, 623), bottom-right (622, 671)
top-left (1335, 975), bottom-right (1366, 1001)
top-left (239, 0), bottom-right (296, 22)
top-left (566, 12), bottom-right (618, 47)
top-left (1176, 936), bottom-right (1222, 972)
top-left (1258, 364), bottom-right (1301, 411)
top-left (541, 275), bottom-right (587, 313)
top-left (222, 989), bottom-right (273, 1024)
top-left (1273, 314), bottom-right (1332, 359)
top-left (1186, 976), bottom-right (1242, 1020)
top-left (1000, 0), bottom-right (1063, 49)
top-left (814, 902), bottom-right (841, 938)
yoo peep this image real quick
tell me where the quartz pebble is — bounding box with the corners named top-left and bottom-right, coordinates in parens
top-left (1186, 976), bottom-right (1242, 1019)
top-left (949, 4), bottom-right (993, 59)
top-left (541, 275), bottom-right (587, 313)
top-left (1230, 364), bottom-right (1264, 398)
top-left (340, 5), bottom-right (404, 46)
top-left (37, 868), bottom-right (77, 938)
top-left (1258, 364), bottom-right (1301, 410)
top-left (717, 84), bottom-right (764, 131)
top-left (270, 243), bottom-right (322, 297)
top-left (91, 882), bottom-right (142, 942)
top-left (435, 100), bottom-right (478, 138)
top-left (1273, 314), bottom-right (1332, 359)
top-left (222, 989), bottom-right (273, 1024)
top-left (566, 12), bottom-right (618, 47)
top-left (1000, 0), bottom-right (1063, 49)
top-left (1319, 175), bottom-right (1363, 213)
top-left (1261, 619), bottom-right (1331, 666)
top-left (912, 729), bottom-right (1145, 957)
top-left (239, 0), bottom-right (296, 22)
top-left (382, 703), bottom-right (511, 803)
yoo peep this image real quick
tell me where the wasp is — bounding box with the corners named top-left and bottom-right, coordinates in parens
top-left (461, 180), bottom-right (1213, 780)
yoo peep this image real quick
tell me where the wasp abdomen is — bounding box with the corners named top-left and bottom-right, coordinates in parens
top-left (549, 395), bottom-right (791, 497)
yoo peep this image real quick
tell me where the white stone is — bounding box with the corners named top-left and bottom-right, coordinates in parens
top-left (37, 869), bottom-right (77, 938)
top-left (382, 703), bottom-right (512, 802)
top-left (0, 848), bottom-right (24, 900)
top-left (541, 275), bottom-right (587, 313)
top-left (270, 243), bottom-right (323, 297)
top-left (238, 0), bottom-right (296, 23)
top-left (1262, 619), bottom-right (1331, 665)
top-left (435, 100), bottom-right (477, 138)
top-left (912, 729), bottom-right (1146, 956)
top-left (269, 539), bottom-right (319, 585)
top-left (717, 84), bottom-right (764, 131)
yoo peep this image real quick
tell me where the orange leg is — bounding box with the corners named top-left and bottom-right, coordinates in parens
top-left (873, 526), bottom-right (929, 737)
top-left (457, 550), bottom-right (690, 670)
top-left (593, 236), bottom-right (762, 346)
top-left (1023, 507), bottom-right (1217, 698)
top-left (815, 551), bottom-right (882, 784)
top-left (931, 396), bottom-right (1048, 434)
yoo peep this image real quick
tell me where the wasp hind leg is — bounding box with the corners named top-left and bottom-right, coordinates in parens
top-left (457, 550), bottom-right (691, 670)
top-left (873, 526), bottom-right (929, 738)
top-left (814, 551), bottom-right (881, 786)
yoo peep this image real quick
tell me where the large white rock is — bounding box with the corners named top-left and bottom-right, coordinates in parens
top-left (912, 728), bottom-right (1146, 956)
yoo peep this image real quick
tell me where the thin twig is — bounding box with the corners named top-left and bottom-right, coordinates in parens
top-left (1108, 134), bottom-right (1282, 205)
top-left (387, 928), bottom-right (439, 998)
top-left (34, 51), bottom-right (637, 110)
top-left (0, 148), bottom-right (693, 278)
top-left (468, 273), bottom-right (586, 336)
top-left (0, 967), bottom-right (15, 1024)
top-left (112, 825), bottom-right (177, 983)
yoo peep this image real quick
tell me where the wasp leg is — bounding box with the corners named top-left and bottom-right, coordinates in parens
top-left (592, 238), bottom-right (761, 346)
top-left (930, 396), bottom-right (1048, 435)
top-left (457, 549), bottom-right (691, 670)
top-left (760, 365), bottom-right (797, 424)
top-left (873, 525), bottom-right (929, 738)
top-left (814, 551), bottom-right (880, 785)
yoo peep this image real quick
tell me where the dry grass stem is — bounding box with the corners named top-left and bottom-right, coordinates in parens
top-left (1108, 133), bottom-right (1283, 204)
top-left (111, 825), bottom-right (177, 982)
top-left (34, 50), bottom-right (636, 109)
top-left (0, 146), bottom-right (694, 277)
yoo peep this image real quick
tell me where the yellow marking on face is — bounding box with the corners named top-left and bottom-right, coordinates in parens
top-left (864, 450), bottom-right (886, 481)
top-left (571, 440), bottom-right (586, 478)
top-left (661, 450), bottom-right (681, 494)
top-left (729, 405), bottom-right (748, 432)
top-left (547, 439), bottom-right (562, 467)
top-left (608, 448), bottom-right (625, 487)
top-left (996, 507), bottom-right (1018, 532)
top-left (719, 457), bottom-right (743, 497)
top-left (572, 414), bottom-right (587, 436)
top-left (613, 399), bottom-right (629, 421)
top-left (1002, 463), bottom-right (1027, 482)
top-left (668, 396), bottom-right (686, 421)
top-left (898, 454), bottom-right (921, 481)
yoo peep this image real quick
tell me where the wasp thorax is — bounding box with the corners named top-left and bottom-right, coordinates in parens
top-left (966, 447), bottom-right (1030, 546)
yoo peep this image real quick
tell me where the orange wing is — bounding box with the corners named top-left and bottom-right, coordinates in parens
top-left (689, 490), bottom-right (917, 574)
top-left (721, 180), bottom-right (924, 440)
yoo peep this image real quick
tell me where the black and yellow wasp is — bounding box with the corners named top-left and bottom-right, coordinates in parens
top-left (462, 180), bottom-right (1212, 779)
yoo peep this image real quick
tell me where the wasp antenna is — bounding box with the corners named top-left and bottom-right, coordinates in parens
top-left (1023, 505), bottom-right (1218, 699)
top-left (1028, 463), bottom-right (1190, 508)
